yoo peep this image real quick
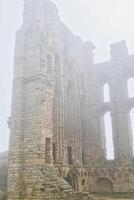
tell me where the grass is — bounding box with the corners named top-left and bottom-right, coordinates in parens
top-left (95, 192), bottom-right (134, 199)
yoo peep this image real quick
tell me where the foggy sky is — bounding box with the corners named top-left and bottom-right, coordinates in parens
top-left (0, 0), bottom-right (134, 153)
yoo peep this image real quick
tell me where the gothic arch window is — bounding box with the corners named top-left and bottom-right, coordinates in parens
top-left (103, 83), bottom-right (110, 103)
top-left (127, 78), bottom-right (134, 98)
top-left (129, 108), bottom-right (134, 154)
top-left (103, 111), bottom-right (115, 160)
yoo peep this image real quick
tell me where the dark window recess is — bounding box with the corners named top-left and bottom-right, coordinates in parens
top-left (68, 146), bottom-right (73, 165)
top-left (45, 138), bottom-right (51, 164)
top-left (53, 144), bottom-right (56, 162)
top-left (82, 148), bottom-right (85, 165)
top-left (82, 179), bottom-right (85, 186)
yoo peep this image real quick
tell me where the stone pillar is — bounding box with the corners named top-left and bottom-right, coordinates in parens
top-left (53, 79), bottom-right (67, 164)
top-left (110, 80), bottom-right (132, 163)
top-left (81, 71), bottom-right (102, 165)
top-left (64, 81), bottom-right (82, 165)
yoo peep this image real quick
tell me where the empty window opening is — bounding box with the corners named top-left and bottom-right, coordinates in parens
top-left (82, 179), bottom-right (85, 186)
top-left (103, 83), bottom-right (110, 102)
top-left (68, 146), bottom-right (73, 165)
top-left (53, 143), bottom-right (56, 162)
top-left (127, 78), bottom-right (134, 98)
top-left (82, 147), bottom-right (85, 165)
top-left (130, 108), bottom-right (134, 154)
top-left (47, 54), bottom-right (53, 73)
top-left (104, 112), bottom-right (115, 160)
top-left (45, 138), bottom-right (51, 164)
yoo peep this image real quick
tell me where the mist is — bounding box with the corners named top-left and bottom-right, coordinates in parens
top-left (0, 0), bottom-right (134, 153)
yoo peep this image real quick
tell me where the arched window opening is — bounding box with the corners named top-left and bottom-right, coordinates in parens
top-left (104, 112), bottom-right (115, 160)
top-left (127, 78), bottom-right (134, 98)
top-left (129, 108), bottom-right (134, 154)
top-left (103, 83), bottom-right (110, 102)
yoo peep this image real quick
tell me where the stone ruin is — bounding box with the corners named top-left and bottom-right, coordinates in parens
top-left (1, 0), bottom-right (134, 199)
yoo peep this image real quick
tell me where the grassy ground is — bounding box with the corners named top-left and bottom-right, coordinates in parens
top-left (103, 198), bottom-right (134, 200)
top-left (95, 193), bottom-right (134, 200)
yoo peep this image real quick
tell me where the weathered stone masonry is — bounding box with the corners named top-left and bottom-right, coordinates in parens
top-left (3, 0), bottom-right (134, 199)
top-left (0, 152), bottom-right (8, 199)
top-left (7, 0), bottom-right (97, 199)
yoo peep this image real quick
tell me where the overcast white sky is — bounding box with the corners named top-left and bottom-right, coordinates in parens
top-left (0, 0), bottom-right (134, 153)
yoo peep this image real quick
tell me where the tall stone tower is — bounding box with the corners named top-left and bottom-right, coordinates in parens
top-left (8, 0), bottom-right (57, 199)
top-left (8, 0), bottom-right (95, 199)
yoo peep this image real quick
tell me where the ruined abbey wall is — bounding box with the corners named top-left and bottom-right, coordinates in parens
top-left (7, 0), bottom-right (97, 199)
top-left (54, 41), bottom-right (134, 194)
top-left (3, 0), bottom-right (134, 199)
